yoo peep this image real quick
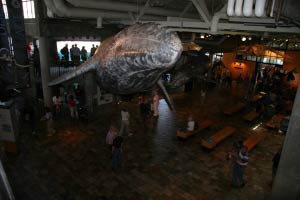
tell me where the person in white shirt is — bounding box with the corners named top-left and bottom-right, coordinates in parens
top-left (187, 115), bottom-right (195, 131)
top-left (120, 108), bottom-right (132, 136)
top-left (52, 94), bottom-right (62, 114)
top-left (153, 91), bottom-right (160, 117)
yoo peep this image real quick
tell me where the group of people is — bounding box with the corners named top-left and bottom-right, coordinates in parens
top-left (105, 91), bottom-right (161, 170)
top-left (138, 91), bottom-right (160, 125)
top-left (60, 44), bottom-right (98, 66)
top-left (105, 108), bottom-right (131, 170)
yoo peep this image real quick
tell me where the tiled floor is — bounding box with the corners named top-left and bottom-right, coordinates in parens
top-left (3, 84), bottom-right (284, 200)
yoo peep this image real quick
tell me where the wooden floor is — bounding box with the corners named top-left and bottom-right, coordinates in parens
top-left (3, 84), bottom-right (285, 200)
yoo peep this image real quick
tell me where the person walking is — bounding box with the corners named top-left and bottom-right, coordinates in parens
top-left (112, 135), bottom-right (123, 170)
top-left (120, 108), bottom-right (132, 136)
top-left (232, 145), bottom-right (249, 187)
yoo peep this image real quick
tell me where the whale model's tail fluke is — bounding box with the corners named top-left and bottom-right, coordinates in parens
top-left (48, 58), bottom-right (98, 86)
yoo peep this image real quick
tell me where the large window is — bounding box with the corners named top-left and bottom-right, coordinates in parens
top-left (236, 45), bottom-right (285, 66)
top-left (57, 41), bottom-right (101, 61)
top-left (1, 0), bottom-right (35, 19)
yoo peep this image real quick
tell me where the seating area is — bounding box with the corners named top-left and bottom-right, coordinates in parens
top-left (176, 120), bottom-right (214, 139)
top-left (201, 126), bottom-right (236, 149)
top-left (243, 132), bottom-right (268, 152)
top-left (243, 111), bottom-right (260, 122)
top-left (223, 102), bottom-right (246, 116)
top-left (250, 92), bottom-right (267, 103)
top-left (265, 114), bottom-right (284, 129)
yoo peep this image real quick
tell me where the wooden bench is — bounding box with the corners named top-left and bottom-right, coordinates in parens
top-left (177, 120), bottom-right (214, 139)
top-left (223, 102), bottom-right (246, 115)
top-left (250, 92), bottom-right (266, 103)
top-left (243, 132), bottom-right (267, 151)
top-left (265, 114), bottom-right (284, 129)
top-left (201, 126), bottom-right (236, 149)
top-left (243, 111), bottom-right (260, 122)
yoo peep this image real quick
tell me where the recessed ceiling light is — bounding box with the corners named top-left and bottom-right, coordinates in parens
top-left (241, 36), bottom-right (247, 41)
top-left (248, 37), bottom-right (252, 41)
top-left (200, 34), bottom-right (205, 39)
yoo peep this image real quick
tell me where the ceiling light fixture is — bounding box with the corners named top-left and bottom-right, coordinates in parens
top-left (241, 36), bottom-right (247, 41)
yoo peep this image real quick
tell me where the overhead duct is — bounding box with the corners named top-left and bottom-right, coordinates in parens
top-left (243, 0), bottom-right (254, 16)
top-left (227, 0), bottom-right (235, 16)
top-left (43, 0), bottom-right (63, 17)
top-left (227, 0), bottom-right (267, 17)
top-left (66, 0), bottom-right (198, 19)
top-left (44, 0), bottom-right (164, 21)
top-left (235, 0), bottom-right (243, 16)
top-left (255, 0), bottom-right (267, 17)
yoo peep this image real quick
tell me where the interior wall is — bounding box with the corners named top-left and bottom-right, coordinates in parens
top-left (283, 51), bottom-right (300, 89)
top-left (222, 52), bottom-right (256, 79)
top-left (222, 51), bottom-right (300, 89)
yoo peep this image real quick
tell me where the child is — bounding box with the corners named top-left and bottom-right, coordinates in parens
top-left (106, 126), bottom-right (118, 150)
top-left (68, 95), bottom-right (78, 119)
top-left (41, 107), bottom-right (55, 136)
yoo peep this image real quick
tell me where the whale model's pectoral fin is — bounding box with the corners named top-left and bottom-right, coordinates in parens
top-left (48, 58), bottom-right (97, 86)
top-left (157, 79), bottom-right (174, 111)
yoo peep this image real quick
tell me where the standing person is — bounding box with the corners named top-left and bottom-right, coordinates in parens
top-left (106, 126), bottom-right (118, 150)
top-left (80, 46), bottom-right (87, 62)
top-left (112, 135), bottom-right (123, 170)
top-left (41, 107), bottom-right (55, 136)
top-left (52, 93), bottom-right (62, 115)
top-left (187, 114), bottom-right (195, 131)
top-left (68, 95), bottom-right (78, 119)
top-left (232, 145), bottom-right (249, 187)
top-left (141, 98), bottom-right (151, 125)
top-left (70, 45), bottom-right (75, 64)
top-left (60, 44), bottom-right (69, 62)
top-left (120, 108), bottom-right (132, 136)
top-left (153, 91), bottom-right (160, 117)
top-left (90, 44), bottom-right (96, 57)
top-left (33, 44), bottom-right (40, 76)
top-left (73, 44), bottom-right (80, 65)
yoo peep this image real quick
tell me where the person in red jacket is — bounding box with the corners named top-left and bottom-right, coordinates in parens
top-left (68, 95), bottom-right (78, 119)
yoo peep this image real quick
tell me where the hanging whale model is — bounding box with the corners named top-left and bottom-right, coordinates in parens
top-left (49, 23), bottom-right (183, 109)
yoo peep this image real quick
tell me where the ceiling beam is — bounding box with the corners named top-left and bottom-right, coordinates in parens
top-left (179, 2), bottom-right (193, 18)
top-left (229, 17), bottom-right (283, 24)
top-left (191, 0), bottom-right (211, 23)
top-left (136, 0), bottom-right (151, 21)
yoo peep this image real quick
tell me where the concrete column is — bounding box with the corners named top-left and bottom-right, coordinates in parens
top-left (0, 0), bottom-right (9, 50)
top-left (39, 37), bottom-right (52, 107)
top-left (271, 81), bottom-right (300, 199)
top-left (84, 73), bottom-right (94, 113)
